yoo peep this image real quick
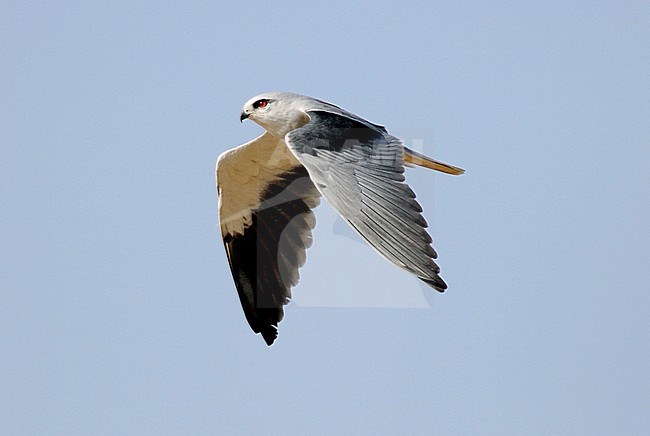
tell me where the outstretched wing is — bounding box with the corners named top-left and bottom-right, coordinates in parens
top-left (285, 110), bottom-right (447, 291)
top-left (216, 132), bottom-right (321, 345)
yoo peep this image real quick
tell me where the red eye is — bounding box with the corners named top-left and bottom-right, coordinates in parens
top-left (253, 99), bottom-right (269, 109)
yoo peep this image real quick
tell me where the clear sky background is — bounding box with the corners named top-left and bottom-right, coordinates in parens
top-left (2, 1), bottom-right (649, 434)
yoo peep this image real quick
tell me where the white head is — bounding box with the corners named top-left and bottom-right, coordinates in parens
top-left (240, 92), bottom-right (312, 138)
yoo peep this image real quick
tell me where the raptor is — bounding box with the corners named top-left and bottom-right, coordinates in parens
top-left (216, 92), bottom-right (464, 345)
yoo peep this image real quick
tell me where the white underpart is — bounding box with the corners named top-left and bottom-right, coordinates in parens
top-left (216, 132), bottom-right (304, 236)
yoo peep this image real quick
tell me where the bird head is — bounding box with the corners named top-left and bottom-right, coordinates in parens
top-left (240, 92), bottom-right (310, 138)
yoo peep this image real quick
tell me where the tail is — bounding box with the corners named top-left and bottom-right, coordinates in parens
top-left (404, 147), bottom-right (465, 175)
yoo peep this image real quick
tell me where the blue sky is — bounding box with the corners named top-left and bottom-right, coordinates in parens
top-left (2, 1), bottom-right (649, 434)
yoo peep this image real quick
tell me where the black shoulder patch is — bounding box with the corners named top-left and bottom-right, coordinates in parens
top-left (287, 110), bottom-right (385, 155)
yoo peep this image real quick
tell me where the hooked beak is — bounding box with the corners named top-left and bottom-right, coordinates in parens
top-left (240, 111), bottom-right (249, 123)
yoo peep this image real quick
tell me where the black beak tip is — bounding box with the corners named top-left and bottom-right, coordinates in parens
top-left (240, 112), bottom-right (249, 123)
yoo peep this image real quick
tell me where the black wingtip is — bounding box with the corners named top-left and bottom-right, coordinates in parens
top-left (419, 276), bottom-right (448, 293)
top-left (261, 326), bottom-right (278, 346)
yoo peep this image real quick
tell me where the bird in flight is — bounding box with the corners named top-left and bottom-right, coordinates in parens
top-left (216, 92), bottom-right (464, 345)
